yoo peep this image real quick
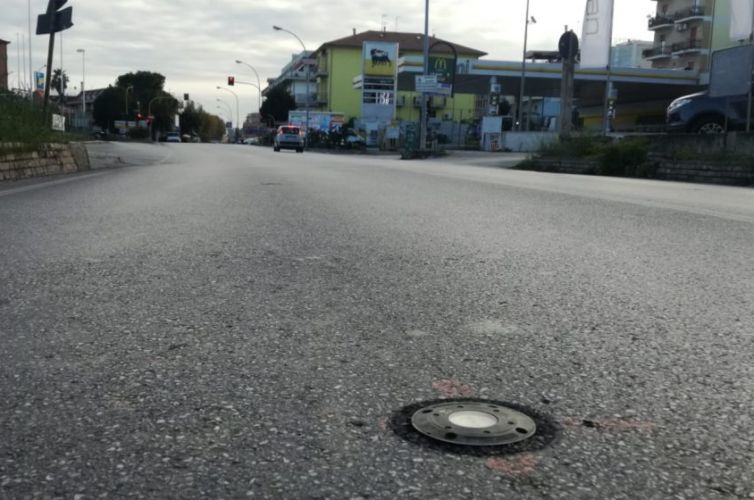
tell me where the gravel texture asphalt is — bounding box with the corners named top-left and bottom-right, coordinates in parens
top-left (1, 143), bottom-right (753, 499)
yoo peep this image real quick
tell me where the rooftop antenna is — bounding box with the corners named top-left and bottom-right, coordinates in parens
top-left (381, 14), bottom-right (388, 32)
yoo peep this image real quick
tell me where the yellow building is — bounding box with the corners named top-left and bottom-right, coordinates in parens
top-left (311, 30), bottom-right (487, 124)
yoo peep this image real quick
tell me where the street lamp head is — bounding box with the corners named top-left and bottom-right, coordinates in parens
top-left (216, 86), bottom-right (222, 89)
top-left (530, 16), bottom-right (537, 24)
top-left (235, 60), bottom-right (243, 64)
top-left (273, 26), bottom-right (282, 31)
top-left (77, 48), bottom-right (85, 53)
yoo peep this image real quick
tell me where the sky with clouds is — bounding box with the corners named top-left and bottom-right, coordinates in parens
top-left (2, 0), bottom-right (655, 125)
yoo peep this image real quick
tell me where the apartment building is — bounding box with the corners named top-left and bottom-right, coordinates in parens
top-left (643, 0), bottom-right (738, 73)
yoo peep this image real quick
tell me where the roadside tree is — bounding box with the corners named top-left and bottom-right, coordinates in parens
top-left (260, 86), bottom-right (296, 123)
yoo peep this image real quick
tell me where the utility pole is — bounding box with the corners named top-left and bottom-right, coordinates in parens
top-left (517, 0), bottom-right (532, 131)
top-left (419, 0), bottom-right (430, 152)
top-left (558, 29), bottom-right (578, 138)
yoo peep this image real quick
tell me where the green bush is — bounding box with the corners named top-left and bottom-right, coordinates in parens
top-left (538, 134), bottom-right (611, 159)
top-left (595, 139), bottom-right (649, 177)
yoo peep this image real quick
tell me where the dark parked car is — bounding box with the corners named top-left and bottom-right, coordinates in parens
top-left (667, 89), bottom-right (754, 133)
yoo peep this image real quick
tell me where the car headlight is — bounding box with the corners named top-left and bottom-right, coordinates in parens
top-left (668, 98), bottom-right (692, 111)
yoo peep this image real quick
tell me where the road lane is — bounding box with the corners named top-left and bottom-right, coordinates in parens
top-left (1, 144), bottom-right (752, 499)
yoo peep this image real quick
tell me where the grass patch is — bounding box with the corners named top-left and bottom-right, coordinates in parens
top-left (0, 90), bottom-right (77, 153)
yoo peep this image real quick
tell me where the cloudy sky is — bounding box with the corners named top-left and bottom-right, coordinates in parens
top-left (2, 0), bottom-right (655, 124)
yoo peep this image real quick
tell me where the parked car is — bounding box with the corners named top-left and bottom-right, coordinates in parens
top-left (165, 132), bottom-right (181, 143)
top-left (273, 126), bottom-right (304, 153)
top-left (243, 137), bottom-right (260, 145)
top-left (666, 89), bottom-right (754, 133)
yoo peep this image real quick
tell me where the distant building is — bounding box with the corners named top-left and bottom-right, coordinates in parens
top-left (66, 88), bottom-right (106, 114)
top-left (312, 30), bottom-right (486, 125)
top-left (612, 40), bottom-right (654, 68)
top-left (263, 51), bottom-right (317, 110)
top-left (0, 39), bottom-right (9, 90)
top-left (643, 0), bottom-right (739, 74)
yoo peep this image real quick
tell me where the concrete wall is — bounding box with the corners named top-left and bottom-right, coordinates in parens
top-left (502, 131), bottom-right (559, 152)
top-left (0, 143), bottom-right (90, 181)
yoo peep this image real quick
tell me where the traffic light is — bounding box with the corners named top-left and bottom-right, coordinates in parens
top-left (228, 76), bottom-right (235, 86)
top-left (184, 93), bottom-right (189, 101)
top-left (136, 112), bottom-right (144, 121)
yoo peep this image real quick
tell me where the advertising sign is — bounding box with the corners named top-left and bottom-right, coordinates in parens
top-left (35, 71), bottom-right (45, 91)
top-left (428, 57), bottom-right (454, 84)
top-left (288, 111), bottom-right (346, 131)
top-left (363, 41), bottom-right (398, 77)
top-left (709, 45), bottom-right (754, 98)
top-left (580, 0), bottom-right (614, 68)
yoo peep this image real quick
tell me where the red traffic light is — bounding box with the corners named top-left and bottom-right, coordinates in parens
top-left (228, 76), bottom-right (235, 86)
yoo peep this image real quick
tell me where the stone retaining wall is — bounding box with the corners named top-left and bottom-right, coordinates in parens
top-left (522, 158), bottom-right (753, 186)
top-left (0, 143), bottom-right (90, 181)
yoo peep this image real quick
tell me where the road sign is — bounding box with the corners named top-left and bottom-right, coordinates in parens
top-left (427, 83), bottom-right (452, 97)
top-left (558, 31), bottom-right (579, 60)
top-left (36, 6), bottom-right (73, 35)
top-left (51, 113), bottom-right (65, 131)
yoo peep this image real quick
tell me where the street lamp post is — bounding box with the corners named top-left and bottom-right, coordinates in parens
top-left (273, 26), bottom-right (310, 147)
top-left (216, 98), bottom-right (232, 118)
top-left (76, 48), bottom-right (85, 116)
top-left (217, 86), bottom-right (240, 142)
top-left (235, 60), bottom-right (262, 112)
top-left (517, 0), bottom-right (536, 131)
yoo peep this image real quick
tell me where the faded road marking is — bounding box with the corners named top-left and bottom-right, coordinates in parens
top-left (0, 172), bottom-right (108, 197)
top-left (485, 454), bottom-right (539, 476)
top-left (432, 379), bottom-right (474, 398)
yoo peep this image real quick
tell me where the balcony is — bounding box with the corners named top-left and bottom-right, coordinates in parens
top-left (648, 15), bottom-right (674, 30)
top-left (294, 93), bottom-right (318, 106)
top-left (315, 64), bottom-right (328, 77)
top-left (671, 38), bottom-right (707, 55)
top-left (642, 45), bottom-right (672, 60)
top-left (674, 5), bottom-right (709, 23)
top-left (316, 94), bottom-right (328, 105)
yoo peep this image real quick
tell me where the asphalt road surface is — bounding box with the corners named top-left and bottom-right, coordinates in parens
top-left (1, 144), bottom-right (753, 499)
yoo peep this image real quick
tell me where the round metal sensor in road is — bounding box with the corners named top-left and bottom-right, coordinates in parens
top-left (411, 401), bottom-right (536, 446)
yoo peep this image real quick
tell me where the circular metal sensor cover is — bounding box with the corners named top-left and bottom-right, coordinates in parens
top-left (411, 401), bottom-right (536, 446)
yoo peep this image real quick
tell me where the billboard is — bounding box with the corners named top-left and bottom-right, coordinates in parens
top-left (363, 41), bottom-right (398, 77)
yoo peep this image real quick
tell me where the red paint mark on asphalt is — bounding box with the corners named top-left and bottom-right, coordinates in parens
top-left (563, 417), bottom-right (656, 432)
top-left (485, 454), bottom-right (539, 476)
top-left (432, 379), bottom-right (474, 398)
top-left (377, 416), bottom-right (389, 433)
